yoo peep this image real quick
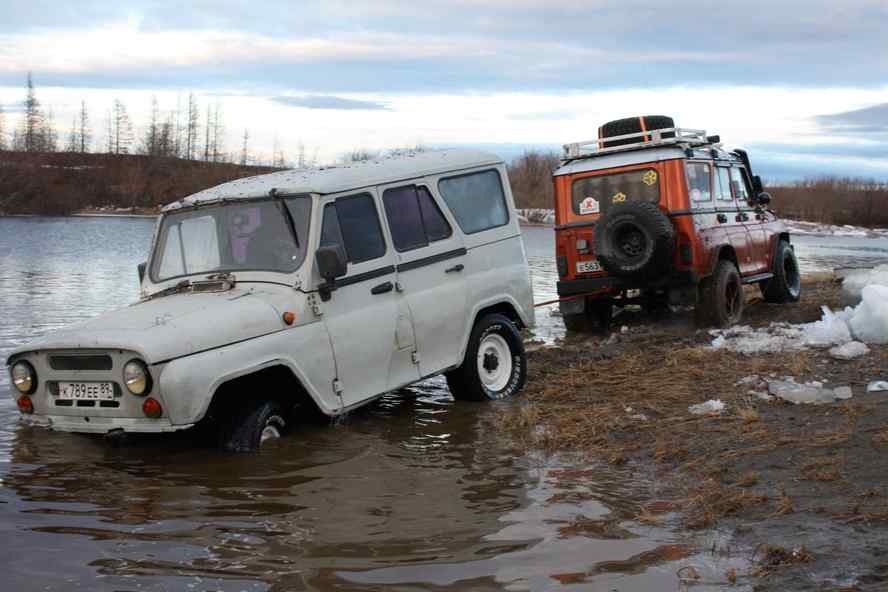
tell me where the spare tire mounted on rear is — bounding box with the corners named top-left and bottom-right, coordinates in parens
top-left (594, 201), bottom-right (674, 280)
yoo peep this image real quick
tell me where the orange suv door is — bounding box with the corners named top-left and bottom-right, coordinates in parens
top-left (714, 165), bottom-right (755, 276)
top-left (732, 167), bottom-right (769, 273)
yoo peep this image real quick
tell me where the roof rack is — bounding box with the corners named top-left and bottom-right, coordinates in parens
top-left (562, 128), bottom-right (709, 160)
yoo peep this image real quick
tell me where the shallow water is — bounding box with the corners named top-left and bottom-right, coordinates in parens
top-left (1, 217), bottom-right (886, 591)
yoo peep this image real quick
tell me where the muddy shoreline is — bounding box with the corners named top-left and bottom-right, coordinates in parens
top-left (510, 275), bottom-right (888, 590)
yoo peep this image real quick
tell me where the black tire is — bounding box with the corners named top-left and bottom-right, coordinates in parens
top-left (594, 201), bottom-right (675, 280)
top-left (446, 314), bottom-right (527, 401)
top-left (761, 240), bottom-right (801, 303)
top-left (563, 299), bottom-right (613, 333)
top-left (219, 399), bottom-right (287, 453)
top-left (698, 260), bottom-right (744, 327)
top-left (599, 115), bottom-right (675, 148)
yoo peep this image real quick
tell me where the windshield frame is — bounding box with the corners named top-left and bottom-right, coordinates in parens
top-left (148, 195), bottom-right (313, 285)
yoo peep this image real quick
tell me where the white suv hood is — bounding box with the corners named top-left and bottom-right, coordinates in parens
top-left (7, 289), bottom-right (285, 364)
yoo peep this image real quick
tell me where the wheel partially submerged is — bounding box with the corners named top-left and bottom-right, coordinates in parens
top-left (220, 399), bottom-right (288, 453)
top-left (447, 314), bottom-right (527, 401)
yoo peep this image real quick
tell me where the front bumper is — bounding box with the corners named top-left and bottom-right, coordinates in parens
top-left (20, 413), bottom-right (192, 434)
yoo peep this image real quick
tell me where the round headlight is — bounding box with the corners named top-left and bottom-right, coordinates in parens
top-left (123, 360), bottom-right (151, 396)
top-left (11, 361), bottom-right (36, 395)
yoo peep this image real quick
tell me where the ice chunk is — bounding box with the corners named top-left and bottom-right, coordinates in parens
top-left (867, 381), bottom-right (888, 393)
top-left (842, 264), bottom-right (888, 301)
top-left (768, 380), bottom-right (853, 404)
top-left (847, 285), bottom-right (888, 344)
top-left (829, 341), bottom-right (870, 360)
top-left (801, 307), bottom-right (852, 346)
top-left (689, 399), bottom-right (726, 415)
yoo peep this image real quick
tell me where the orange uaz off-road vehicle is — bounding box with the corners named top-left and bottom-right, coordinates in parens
top-left (553, 115), bottom-right (801, 331)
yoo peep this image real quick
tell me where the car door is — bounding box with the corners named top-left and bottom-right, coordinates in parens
top-left (317, 191), bottom-right (413, 408)
top-left (379, 181), bottom-right (468, 378)
top-left (733, 167), bottom-right (769, 273)
top-left (715, 165), bottom-right (755, 275)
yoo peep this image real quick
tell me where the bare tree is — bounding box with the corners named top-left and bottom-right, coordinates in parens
top-left (0, 103), bottom-right (6, 151)
top-left (272, 136), bottom-right (287, 167)
top-left (20, 72), bottom-right (47, 152)
top-left (240, 129), bottom-right (250, 165)
top-left (65, 117), bottom-right (79, 152)
top-left (78, 101), bottom-right (90, 153)
top-left (43, 108), bottom-right (58, 152)
top-left (185, 93), bottom-right (199, 160)
top-left (111, 99), bottom-right (134, 155)
top-left (210, 103), bottom-right (225, 162)
top-left (142, 95), bottom-right (160, 156)
top-left (203, 104), bottom-right (211, 161)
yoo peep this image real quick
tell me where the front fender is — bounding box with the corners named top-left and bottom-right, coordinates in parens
top-left (155, 321), bottom-right (339, 425)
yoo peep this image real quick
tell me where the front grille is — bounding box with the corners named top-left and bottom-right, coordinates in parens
top-left (49, 355), bottom-right (113, 371)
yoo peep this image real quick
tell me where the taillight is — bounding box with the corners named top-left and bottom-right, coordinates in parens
top-left (16, 396), bottom-right (34, 414)
top-left (142, 397), bottom-right (162, 418)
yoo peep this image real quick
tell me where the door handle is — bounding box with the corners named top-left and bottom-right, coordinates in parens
top-left (717, 214), bottom-right (728, 224)
top-left (445, 264), bottom-right (464, 273)
top-left (371, 281), bottom-right (394, 295)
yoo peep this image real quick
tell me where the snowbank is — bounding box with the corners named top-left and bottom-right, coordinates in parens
top-left (841, 264), bottom-right (888, 301)
top-left (768, 380), bottom-right (853, 405)
top-left (783, 220), bottom-right (888, 239)
top-left (711, 281), bottom-right (888, 353)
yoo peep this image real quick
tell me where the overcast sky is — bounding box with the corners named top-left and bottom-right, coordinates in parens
top-left (0, 0), bottom-right (886, 179)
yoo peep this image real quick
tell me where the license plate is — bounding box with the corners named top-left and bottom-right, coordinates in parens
top-left (58, 382), bottom-right (115, 400)
top-left (576, 259), bottom-right (602, 274)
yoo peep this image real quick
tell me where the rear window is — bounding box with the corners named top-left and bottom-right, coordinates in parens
top-left (571, 168), bottom-right (660, 216)
top-left (438, 169), bottom-right (509, 234)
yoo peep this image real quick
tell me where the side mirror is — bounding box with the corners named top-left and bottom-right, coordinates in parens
top-left (137, 262), bottom-right (146, 283)
top-left (315, 244), bottom-right (347, 282)
top-left (756, 192), bottom-right (772, 207)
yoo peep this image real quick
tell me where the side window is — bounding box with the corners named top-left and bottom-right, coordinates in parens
top-left (438, 169), bottom-right (509, 234)
top-left (686, 162), bottom-right (712, 202)
top-left (730, 168), bottom-right (751, 203)
top-left (382, 185), bottom-right (454, 252)
top-left (716, 168), bottom-right (734, 202)
top-left (320, 194), bottom-right (386, 264)
top-left (383, 186), bottom-right (428, 252)
top-left (417, 187), bottom-right (451, 242)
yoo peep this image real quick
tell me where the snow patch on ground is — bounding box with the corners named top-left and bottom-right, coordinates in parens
top-left (689, 399), bottom-right (726, 415)
top-left (842, 265), bottom-right (888, 301)
top-left (783, 220), bottom-right (888, 239)
top-left (768, 379), bottom-right (853, 405)
top-left (829, 341), bottom-right (870, 360)
top-left (711, 281), bottom-right (888, 353)
top-left (867, 381), bottom-right (888, 393)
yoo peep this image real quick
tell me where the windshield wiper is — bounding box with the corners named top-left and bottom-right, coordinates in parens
top-left (145, 279), bottom-right (192, 301)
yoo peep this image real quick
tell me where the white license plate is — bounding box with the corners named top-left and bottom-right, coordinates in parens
top-left (58, 382), bottom-right (115, 400)
top-left (576, 259), bottom-right (602, 274)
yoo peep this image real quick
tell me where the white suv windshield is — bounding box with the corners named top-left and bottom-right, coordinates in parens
top-left (151, 198), bottom-right (311, 282)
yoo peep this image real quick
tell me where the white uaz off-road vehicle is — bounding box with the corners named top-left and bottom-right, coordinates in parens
top-left (7, 150), bottom-right (534, 451)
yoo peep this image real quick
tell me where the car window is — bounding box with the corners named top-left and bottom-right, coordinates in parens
top-left (686, 162), bottom-right (712, 202)
top-left (382, 185), bottom-right (453, 252)
top-left (571, 168), bottom-right (660, 216)
top-left (383, 186), bottom-right (429, 251)
top-left (730, 168), bottom-right (751, 203)
top-left (417, 187), bottom-right (452, 242)
top-left (321, 194), bottom-right (386, 264)
top-left (716, 168), bottom-right (734, 202)
top-left (438, 169), bottom-right (509, 234)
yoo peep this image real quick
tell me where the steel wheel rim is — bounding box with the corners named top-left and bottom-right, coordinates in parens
top-left (260, 416), bottom-right (284, 444)
top-left (477, 334), bottom-right (512, 393)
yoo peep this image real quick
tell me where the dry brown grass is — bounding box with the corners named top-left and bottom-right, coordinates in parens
top-left (800, 457), bottom-right (843, 482)
top-left (735, 471), bottom-right (760, 487)
top-left (752, 544), bottom-right (814, 577)
top-left (684, 479), bottom-right (769, 529)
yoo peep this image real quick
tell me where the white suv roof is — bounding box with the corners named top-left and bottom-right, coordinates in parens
top-left (166, 149), bottom-right (502, 211)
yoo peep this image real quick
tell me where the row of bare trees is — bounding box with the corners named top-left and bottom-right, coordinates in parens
top-left (0, 72), bottom-right (294, 166)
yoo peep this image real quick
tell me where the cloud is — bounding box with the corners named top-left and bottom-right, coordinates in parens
top-left (0, 1), bottom-right (885, 91)
top-left (271, 95), bottom-right (390, 111)
top-left (817, 103), bottom-right (888, 136)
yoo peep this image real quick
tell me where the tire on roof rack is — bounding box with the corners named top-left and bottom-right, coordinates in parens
top-left (598, 115), bottom-right (675, 148)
